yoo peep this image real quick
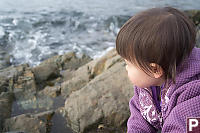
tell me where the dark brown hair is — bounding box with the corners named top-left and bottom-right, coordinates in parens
top-left (116, 7), bottom-right (196, 83)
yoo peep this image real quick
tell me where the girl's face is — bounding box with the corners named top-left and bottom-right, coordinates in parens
top-left (124, 59), bottom-right (164, 88)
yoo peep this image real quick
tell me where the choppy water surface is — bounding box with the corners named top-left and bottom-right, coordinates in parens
top-left (0, 0), bottom-right (199, 68)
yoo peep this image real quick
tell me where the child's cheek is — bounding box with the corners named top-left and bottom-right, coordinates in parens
top-left (125, 66), bottom-right (136, 84)
top-left (127, 71), bottom-right (135, 85)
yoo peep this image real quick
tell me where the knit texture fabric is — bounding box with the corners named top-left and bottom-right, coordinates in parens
top-left (127, 47), bottom-right (200, 133)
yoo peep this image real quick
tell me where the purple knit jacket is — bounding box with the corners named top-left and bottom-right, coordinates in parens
top-left (127, 47), bottom-right (200, 133)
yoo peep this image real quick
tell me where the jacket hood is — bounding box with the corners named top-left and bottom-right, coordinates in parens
top-left (161, 47), bottom-right (200, 122)
top-left (174, 47), bottom-right (200, 88)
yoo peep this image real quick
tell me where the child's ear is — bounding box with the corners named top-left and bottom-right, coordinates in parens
top-left (150, 63), bottom-right (164, 78)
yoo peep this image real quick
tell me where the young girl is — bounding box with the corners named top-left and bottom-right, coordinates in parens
top-left (116, 7), bottom-right (200, 133)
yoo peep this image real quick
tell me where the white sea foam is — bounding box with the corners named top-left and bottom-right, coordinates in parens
top-left (93, 46), bottom-right (114, 59)
top-left (0, 26), bottom-right (5, 38)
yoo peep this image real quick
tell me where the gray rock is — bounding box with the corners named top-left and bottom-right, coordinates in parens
top-left (61, 64), bottom-right (91, 98)
top-left (0, 63), bottom-right (39, 103)
top-left (32, 63), bottom-right (60, 83)
top-left (39, 51), bottom-right (92, 71)
top-left (2, 111), bottom-right (56, 133)
top-left (61, 52), bottom-right (92, 70)
top-left (0, 64), bottom-right (25, 93)
top-left (3, 114), bottom-right (46, 133)
top-left (64, 60), bottom-right (133, 133)
top-left (0, 48), bottom-right (132, 133)
top-left (61, 48), bottom-right (120, 98)
top-left (0, 92), bottom-right (14, 132)
top-left (14, 95), bottom-right (54, 112)
top-left (39, 51), bottom-right (75, 70)
top-left (0, 77), bottom-right (9, 94)
top-left (39, 85), bottom-right (61, 98)
top-left (4, 131), bottom-right (27, 133)
top-left (104, 55), bottom-right (122, 70)
top-left (0, 64), bottom-right (29, 81)
top-left (90, 48), bottom-right (118, 77)
top-left (0, 63), bottom-right (36, 100)
top-left (31, 52), bottom-right (91, 91)
top-left (13, 68), bottom-right (37, 100)
top-left (60, 69), bottom-right (75, 81)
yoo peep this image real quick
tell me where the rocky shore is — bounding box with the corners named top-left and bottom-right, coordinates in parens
top-left (0, 10), bottom-right (200, 133)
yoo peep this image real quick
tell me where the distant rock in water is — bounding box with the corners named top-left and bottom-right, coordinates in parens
top-left (184, 10), bottom-right (200, 48)
top-left (0, 47), bottom-right (11, 70)
top-left (0, 28), bottom-right (12, 70)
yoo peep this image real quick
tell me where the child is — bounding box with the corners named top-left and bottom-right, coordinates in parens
top-left (116, 7), bottom-right (200, 132)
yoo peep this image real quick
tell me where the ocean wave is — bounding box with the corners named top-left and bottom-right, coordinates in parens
top-left (0, 0), bottom-right (198, 69)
